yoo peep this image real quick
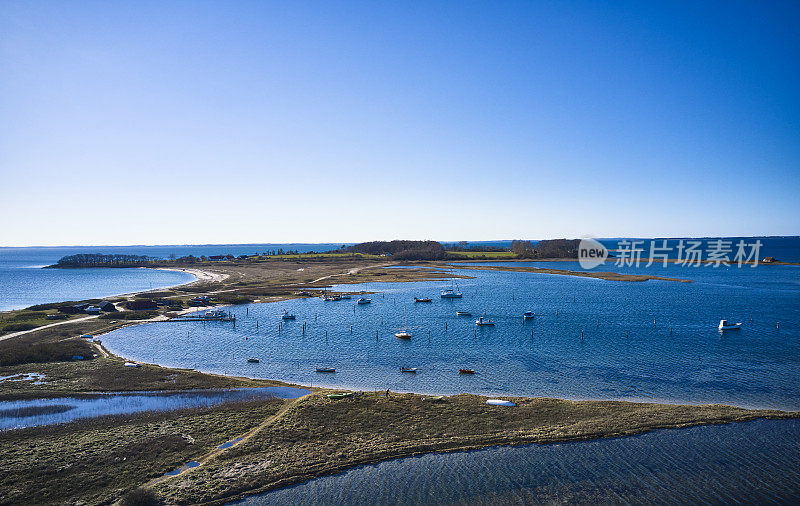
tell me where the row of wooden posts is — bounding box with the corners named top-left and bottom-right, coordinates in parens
top-left (230, 301), bottom-right (777, 342)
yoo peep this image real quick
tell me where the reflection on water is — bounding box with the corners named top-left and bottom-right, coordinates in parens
top-left (0, 404), bottom-right (74, 418)
top-left (0, 387), bottom-right (309, 431)
top-left (103, 264), bottom-right (800, 409)
top-left (235, 419), bottom-right (800, 505)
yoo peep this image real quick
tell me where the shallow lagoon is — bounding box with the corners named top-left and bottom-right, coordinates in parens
top-left (234, 418), bottom-right (800, 505)
top-left (102, 263), bottom-right (800, 409)
top-left (0, 387), bottom-right (309, 431)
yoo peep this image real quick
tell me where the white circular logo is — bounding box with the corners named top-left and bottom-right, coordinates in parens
top-left (578, 238), bottom-right (608, 269)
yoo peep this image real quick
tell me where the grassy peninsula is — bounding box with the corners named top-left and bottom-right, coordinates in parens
top-left (0, 388), bottom-right (793, 505)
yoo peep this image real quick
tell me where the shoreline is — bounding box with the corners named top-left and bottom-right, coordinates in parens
top-left (2, 257), bottom-right (799, 503)
top-left (213, 416), bottom-right (798, 506)
top-left (112, 266), bottom-right (228, 298)
top-left (94, 296), bottom-right (795, 412)
top-left (101, 345), bottom-right (800, 412)
top-left (4, 258), bottom-right (796, 411)
top-left (43, 260), bottom-right (793, 412)
top-left (0, 266), bottom-right (214, 315)
top-left (147, 392), bottom-right (797, 505)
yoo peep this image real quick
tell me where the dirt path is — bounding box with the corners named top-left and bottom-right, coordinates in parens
top-left (0, 314), bottom-right (100, 342)
top-left (143, 395), bottom-right (307, 489)
top-left (304, 264), bottom-right (388, 285)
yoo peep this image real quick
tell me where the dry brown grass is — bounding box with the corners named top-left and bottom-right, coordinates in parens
top-left (0, 399), bottom-right (284, 505)
top-left (153, 391), bottom-right (796, 504)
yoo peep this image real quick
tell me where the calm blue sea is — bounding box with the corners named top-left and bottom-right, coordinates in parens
top-left (0, 243), bottom-right (346, 311)
top-left (235, 418), bottom-right (800, 505)
top-left (3, 237), bottom-right (796, 312)
top-left (102, 257), bottom-right (800, 410)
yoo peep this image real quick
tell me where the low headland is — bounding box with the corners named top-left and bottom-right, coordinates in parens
top-left (1, 240), bottom-right (795, 505)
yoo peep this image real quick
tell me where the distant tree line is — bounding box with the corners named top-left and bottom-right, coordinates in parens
top-left (54, 254), bottom-right (158, 267)
top-left (510, 239), bottom-right (580, 259)
top-left (445, 241), bottom-right (507, 252)
top-left (346, 240), bottom-right (446, 260)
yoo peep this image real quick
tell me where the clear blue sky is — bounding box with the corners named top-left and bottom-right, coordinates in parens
top-left (1, 1), bottom-right (798, 246)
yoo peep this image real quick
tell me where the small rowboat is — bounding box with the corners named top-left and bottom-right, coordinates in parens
top-left (456, 311), bottom-right (472, 316)
top-left (476, 317), bottom-right (495, 326)
top-left (316, 367), bottom-right (336, 373)
top-left (326, 392), bottom-right (353, 400)
top-left (247, 358), bottom-right (259, 363)
top-left (459, 369), bottom-right (475, 375)
top-left (400, 367), bottom-right (418, 373)
top-left (523, 311), bottom-right (534, 319)
top-left (414, 297), bottom-right (432, 303)
top-left (357, 298), bottom-right (372, 304)
top-left (395, 331), bottom-right (412, 340)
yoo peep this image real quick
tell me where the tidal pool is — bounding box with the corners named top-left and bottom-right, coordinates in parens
top-left (0, 386), bottom-right (309, 431)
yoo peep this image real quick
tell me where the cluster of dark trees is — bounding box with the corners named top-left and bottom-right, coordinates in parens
top-left (54, 254), bottom-right (158, 267)
top-left (346, 240), bottom-right (446, 260)
top-left (444, 241), bottom-right (507, 252)
top-left (510, 239), bottom-right (580, 259)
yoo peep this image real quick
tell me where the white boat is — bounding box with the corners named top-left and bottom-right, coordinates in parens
top-left (441, 289), bottom-right (463, 299)
top-left (204, 310), bottom-right (230, 319)
top-left (476, 316), bottom-right (495, 326)
top-left (486, 399), bottom-right (516, 407)
top-left (357, 298), bottom-right (372, 305)
top-left (718, 319), bottom-right (742, 330)
top-left (400, 367), bottom-right (418, 373)
top-left (523, 311), bottom-right (534, 319)
top-left (281, 310), bottom-right (296, 320)
top-left (456, 311), bottom-right (472, 316)
top-left (396, 306), bottom-right (412, 339)
top-left (316, 367), bottom-right (336, 373)
top-left (339, 295), bottom-right (352, 300)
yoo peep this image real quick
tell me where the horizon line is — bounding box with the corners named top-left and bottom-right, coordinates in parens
top-left (1, 235), bottom-right (798, 249)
